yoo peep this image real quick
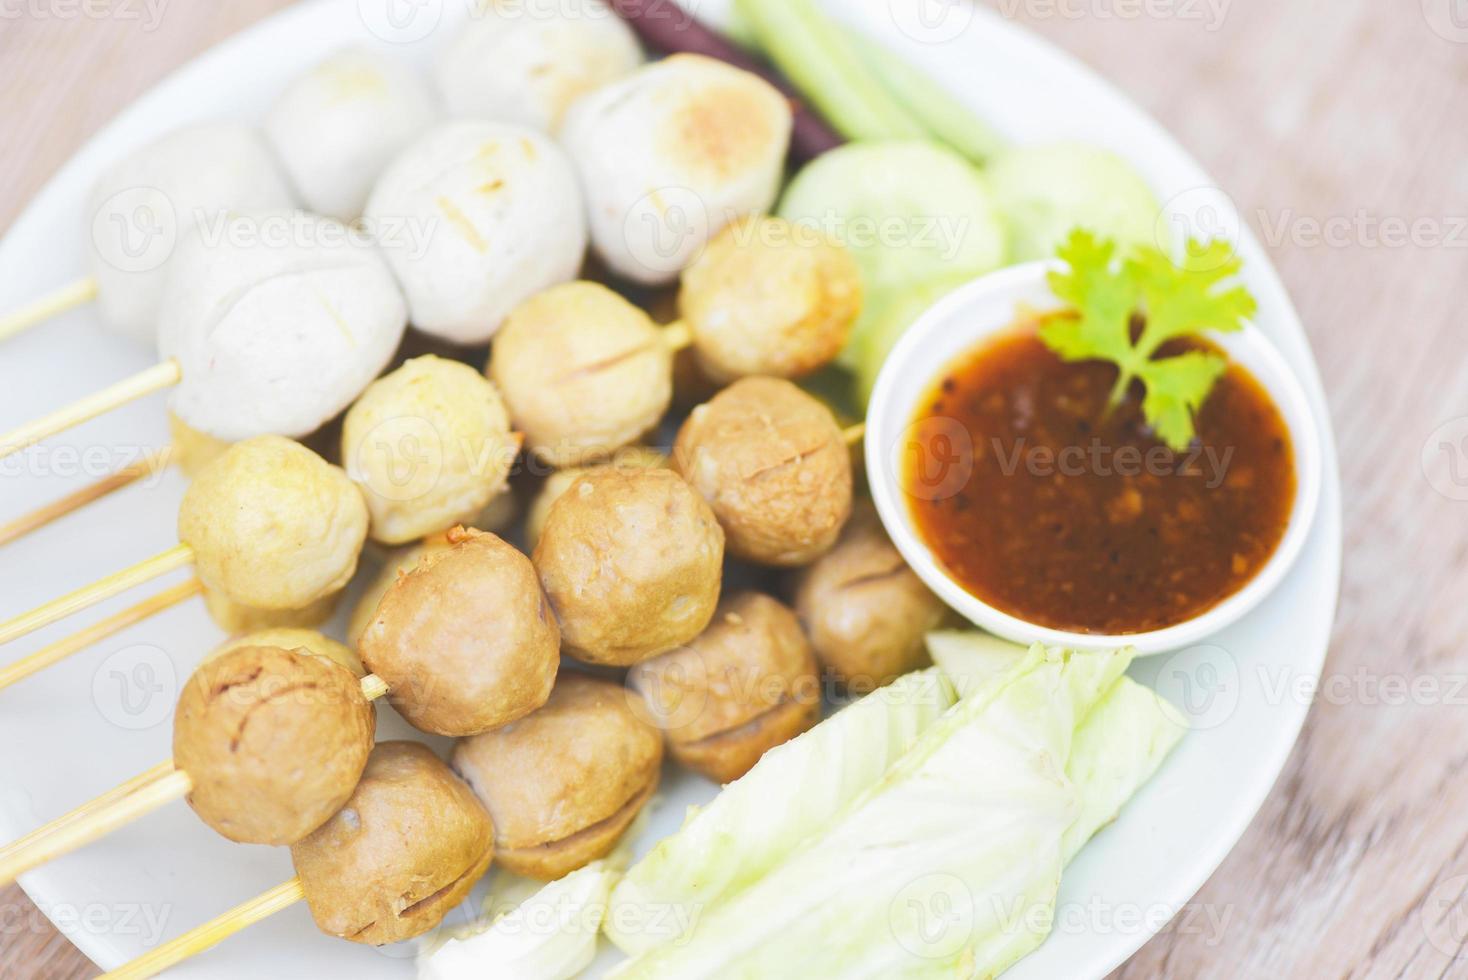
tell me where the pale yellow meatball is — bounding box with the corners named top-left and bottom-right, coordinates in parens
top-left (201, 586), bottom-right (340, 635)
top-left (488, 282), bottom-right (672, 468)
top-left (345, 531), bottom-right (456, 647)
top-left (524, 446), bottom-right (667, 549)
top-left (343, 355), bottom-right (517, 546)
top-left (681, 216), bottom-right (863, 383)
top-left (674, 378), bottom-right (852, 567)
top-left (168, 412), bottom-right (231, 478)
top-left (533, 468), bottom-right (723, 666)
top-left (179, 437), bottom-right (369, 610)
top-left (207, 627), bottom-right (365, 679)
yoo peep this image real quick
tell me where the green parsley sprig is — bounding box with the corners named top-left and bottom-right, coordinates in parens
top-left (1040, 230), bottom-right (1257, 451)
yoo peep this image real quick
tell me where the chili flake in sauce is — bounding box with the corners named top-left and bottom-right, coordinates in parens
top-left (902, 326), bottom-right (1295, 635)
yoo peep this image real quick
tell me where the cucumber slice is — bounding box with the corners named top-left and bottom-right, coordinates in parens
top-left (844, 30), bottom-right (1005, 165)
top-left (985, 142), bottom-right (1162, 262)
top-left (779, 140), bottom-right (1007, 304)
top-left (852, 274), bottom-right (971, 406)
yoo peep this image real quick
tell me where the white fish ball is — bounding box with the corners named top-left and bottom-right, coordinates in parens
top-left (265, 48), bottom-right (438, 221)
top-left (364, 121), bottom-right (587, 344)
top-left (560, 54), bottom-right (792, 286)
top-left (434, 0), bottom-right (643, 132)
top-left (158, 209), bottom-right (407, 441)
top-left (86, 123), bottom-right (296, 343)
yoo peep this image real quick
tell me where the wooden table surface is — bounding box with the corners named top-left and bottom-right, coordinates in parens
top-left (2, 1), bottom-right (1465, 977)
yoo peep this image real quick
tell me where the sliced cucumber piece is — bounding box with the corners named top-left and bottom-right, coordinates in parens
top-left (985, 142), bottom-right (1162, 262)
top-left (853, 274), bottom-right (971, 406)
top-left (779, 140), bottom-right (1007, 304)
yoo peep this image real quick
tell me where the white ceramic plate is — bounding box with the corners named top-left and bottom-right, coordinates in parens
top-left (0, 1), bottom-right (1341, 977)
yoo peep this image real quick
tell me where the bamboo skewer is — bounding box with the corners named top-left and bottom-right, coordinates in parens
top-left (0, 761), bottom-right (176, 870)
top-left (0, 768), bottom-right (194, 885)
top-left (0, 675), bottom-right (388, 887)
top-left (0, 277), bottom-right (97, 343)
top-left (0, 445), bottom-right (175, 548)
top-left (101, 878), bottom-right (308, 980)
top-left (0, 358), bottom-right (182, 462)
top-left (0, 544), bottom-right (194, 648)
top-left (661, 320), bottom-right (693, 351)
top-left (0, 578), bottom-right (201, 692)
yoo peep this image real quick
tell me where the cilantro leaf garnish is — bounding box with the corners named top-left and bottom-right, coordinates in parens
top-left (1040, 230), bottom-right (1257, 451)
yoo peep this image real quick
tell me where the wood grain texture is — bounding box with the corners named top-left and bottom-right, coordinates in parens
top-left (1, 1), bottom-right (1464, 977)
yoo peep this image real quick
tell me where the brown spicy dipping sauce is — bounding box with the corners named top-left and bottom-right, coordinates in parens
top-left (902, 322), bottom-right (1296, 635)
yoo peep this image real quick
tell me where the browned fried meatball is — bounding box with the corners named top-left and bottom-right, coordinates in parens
top-left (292, 742), bottom-right (494, 946)
top-left (359, 527), bottom-right (559, 736)
top-left (792, 508), bottom-right (947, 692)
top-left (451, 673), bottom-right (661, 880)
top-left (629, 592), bottom-right (821, 783)
top-left (533, 468), bottom-right (723, 666)
top-left (673, 377), bottom-right (852, 567)
top-left (173, 645), bottom-right (375, 845)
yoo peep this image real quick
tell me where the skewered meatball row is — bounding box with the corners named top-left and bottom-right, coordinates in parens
top-left (533, 468), bottom-right (724, 666)
top-left (674, 377), bottom-right (854, 567)
top-left (561, 54), bottom-right (792, 285)
top-left (488, 219), bottom-right (861, 467)
top-left (86, 123), bottom-right (296, 341)
top-left (630, 591), bottom-right (821, 784)
top-left (452, 672), bottom-right (661, 880)
top-left (434, 0), bottom-right (643, 132)
top-left (365, 120), bottom-right (587, 345)
top-left (265, 47), bottom-right (437, 221)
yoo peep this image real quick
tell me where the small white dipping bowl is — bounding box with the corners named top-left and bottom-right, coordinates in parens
top-left (866, 260), bottom-right (1323, 655)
